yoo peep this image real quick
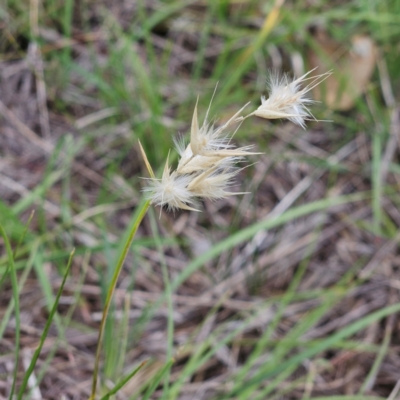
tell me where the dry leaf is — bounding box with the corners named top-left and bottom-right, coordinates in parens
top-left (309, 29), bottom-right (377, 111)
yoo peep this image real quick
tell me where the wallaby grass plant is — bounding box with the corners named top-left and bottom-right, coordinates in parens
top-left (90, 69), bottom-right (330, 398)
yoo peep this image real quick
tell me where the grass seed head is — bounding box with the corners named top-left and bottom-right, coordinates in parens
top-left (187, 165), bottom-right (240, 200)
top-left (190, 102), bottom-right (232, 156)
top-left (254, 68), bottom-right (331, 128)
top-left (141, 97), bottom-right (251, 212)
top-left (142, 154), bottom-right (199, 212)
top-left (141, 71), bottom-right (329, 212)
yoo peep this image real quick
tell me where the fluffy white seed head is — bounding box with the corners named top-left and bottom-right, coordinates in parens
top-left (142, 155), bottom-right (199, 212)
top-left (142, 99), bottom-right (251, 212)
top-left (187, 165), bottom-right (240, 200)
top-left (254, 68), bottom-right (331, 128)
top-left (190, 101), bottom-right (231, 156)
top-left (189, 100), bottom-right (257, 157)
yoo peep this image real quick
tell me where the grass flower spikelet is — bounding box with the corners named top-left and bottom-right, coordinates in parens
top-left (253, 68), bottom-right (331, 128)
top-left (141, 99), bottom-right (256, 212)
top-left (142, 153), bottom-right (198, 212)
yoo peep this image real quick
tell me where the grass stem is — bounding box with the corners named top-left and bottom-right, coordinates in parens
top-left (90, 199), bottom-right (151, 399)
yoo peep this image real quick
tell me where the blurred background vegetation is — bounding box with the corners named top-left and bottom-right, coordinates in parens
top-left (1, 0), bottom-right (400, 399)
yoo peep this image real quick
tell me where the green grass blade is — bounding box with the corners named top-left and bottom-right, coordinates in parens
top-left (372, 131), bottom-right (382, 235)
top-left (26, 252), bottom-right (90, 399)
top-left (148, 208), bottom-right (174, 398)
top-left (0, 223), bottom-right (20, 400)
top-left (0, 210), bottom-right (34, 289)
top-left (90, 199), bottom-right (151, 399)
top-left (253, 364), bottom-right (298, 400)
top-left (0, 240), bottom-right (38, 341)
top-left (17, 248), bottom-right (75, 399)
top-left (12, 210), bottom-right (35, 258)
top-left (134, 0), bottom-right (196, 40)
top-left (358, 315), bottom-right (393, 394)
top-left (99, 361), bottom-right (147, 400)
top-left (142, 359), bottom-right (175, 400)
top-left (226, 303), bottom-right (400, 397)
top-left (113, 294), bottom-right (131, 379)
top-left (33, 250), bottom-right (66, 340)
top-left (216, 0), bottom-right (283, 100)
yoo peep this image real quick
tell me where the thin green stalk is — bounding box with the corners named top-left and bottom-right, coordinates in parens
top-left (358, 314), bottom-right (393, 394)
top-left (148, 209), bottom-right (174, 398)
top-left (142, 359), bottom-right (175, 400)
top-left (0, 224), bottom-right (19, 400)
top-left (0, 210), bottom-right (34, 288)
top-left (13, 211), bottom-right (35, 258)
top-left (99, 361), bottom-right (147, 400)
top-left (372, 131), bottom-right (382, 236)
top-left (17, 248), bottom-right (75, 399)
top-left (90, 199), bottom-right (151, 399)
top-left (0, 214), bottom-right (36, 341)
top-left (0, 241), bottom-right (38, 341)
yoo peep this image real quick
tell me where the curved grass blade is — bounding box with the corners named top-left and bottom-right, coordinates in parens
top-left (17, 248), bottom-right (75, 400)
top-left (90, 199), bottom-right (151, 399)
top-left (142, 359), bottom-right (175, 400)
top-left (358, 313), bottom-right (393, 394)
top-left (26, 251), bottom-right (90, 398)
top-left (99, 361), bottom-right (147, 400)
